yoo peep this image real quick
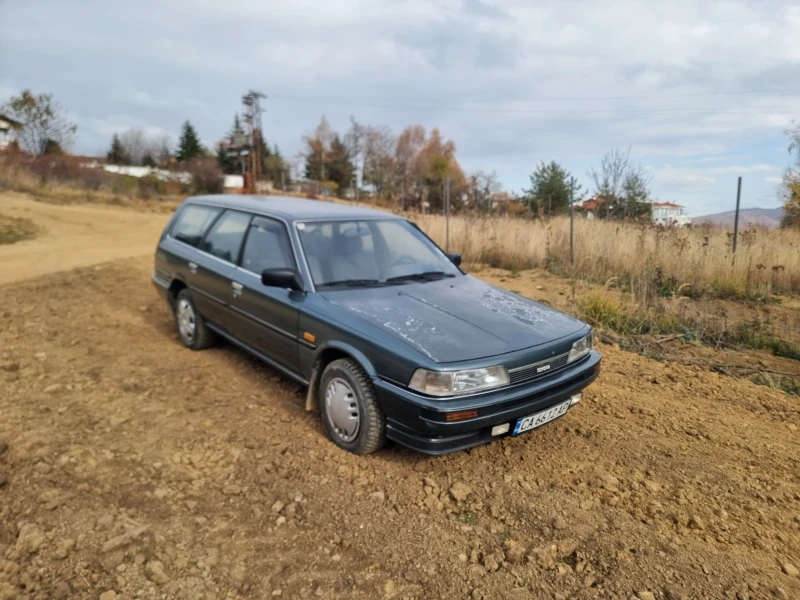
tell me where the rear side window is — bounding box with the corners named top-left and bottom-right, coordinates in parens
top-left (240, 217), bottom-right (295, 274)
top-left (200, 210), bottom-right (251, 263)
top-left (171, 205), bottom-right (221, 247)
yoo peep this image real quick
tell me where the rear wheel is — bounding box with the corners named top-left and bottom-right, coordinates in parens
top-left (175, 289), bottom-right (215, 350)
top-left (319, 359), bottom-right (386, 455)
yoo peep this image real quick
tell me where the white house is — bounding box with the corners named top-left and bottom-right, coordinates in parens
top-left (0, 114), bottom-right (21, 150)
top-left (652, 202), bottom-right (691, 227)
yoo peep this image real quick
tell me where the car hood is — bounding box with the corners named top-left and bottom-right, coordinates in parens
top-left (322, 275), bottom-right (586, 363)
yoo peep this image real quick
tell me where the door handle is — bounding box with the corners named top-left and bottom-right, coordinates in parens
top-left (188, 262), bottom-right (198, 274)
top-left (231, 281), bottom-right (243, 297)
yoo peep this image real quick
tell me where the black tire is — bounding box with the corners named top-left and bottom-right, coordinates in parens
top-left (175, 289), bottom-right (215, 350)
top-left (319, 358), bottom-right (386, 455)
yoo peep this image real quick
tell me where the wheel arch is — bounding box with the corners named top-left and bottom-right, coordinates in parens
top-left (167, 277), bottom-right (188, 310)
top-left (305, 341), bottom-right (378, 411)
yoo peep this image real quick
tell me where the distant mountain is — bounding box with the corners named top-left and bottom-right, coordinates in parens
top-left (692, 207), bottom-right (784, 229)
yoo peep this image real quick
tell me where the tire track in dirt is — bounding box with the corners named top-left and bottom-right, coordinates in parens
top-left (0, 192), bottom-right (167, 285)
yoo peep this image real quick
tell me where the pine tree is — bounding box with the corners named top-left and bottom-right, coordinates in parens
top-left (107, 133), bottom-right (129, 165)
top-left (326, 135), bottom-right (355, 196)
top-left (264, 145), bottom-right (290, 188)
top-left (216, 144), bottom-right (238, 175)
top-left (175, 121), bottom-right (204, 162)
top-left (523, 161), bottom-right (581, 217)
top-left (216, 114), bottom-right (246, 174)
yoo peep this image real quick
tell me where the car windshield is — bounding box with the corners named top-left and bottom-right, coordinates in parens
top-left (296, 219), bottom-right (461, 289)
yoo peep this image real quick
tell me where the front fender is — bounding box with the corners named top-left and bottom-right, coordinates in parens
top-left (314, 340), bottom-right (379, 379)
top-left (304, 340), bottom-right (380, 412)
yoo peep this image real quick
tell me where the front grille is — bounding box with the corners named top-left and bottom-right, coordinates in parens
top-left (508, 352), bottom-right (570, 385)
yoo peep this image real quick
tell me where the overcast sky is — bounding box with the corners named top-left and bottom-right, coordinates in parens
top-left (2, 0), bottom-right (799, 215)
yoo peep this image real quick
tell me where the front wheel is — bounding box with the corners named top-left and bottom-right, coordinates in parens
top-left (319, 359), bottom-right (386, 455)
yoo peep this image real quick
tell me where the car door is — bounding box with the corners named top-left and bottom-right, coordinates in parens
top-left (161, 203), bottom-right (222, 309)
top-left (227, 215), bottom-right (304, 373)
top-left (192, 209), bottom-right (252, 329)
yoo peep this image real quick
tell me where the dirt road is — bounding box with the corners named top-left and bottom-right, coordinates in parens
top-left (0, 192), bottom-right (167, 285)
top-left (0, 194), bottom-right (798, 600)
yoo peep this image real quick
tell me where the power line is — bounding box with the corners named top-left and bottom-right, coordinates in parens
top-left (271, 87), bottom-right (800, 105)
top-left (267, 94), bottom-right (798, 116)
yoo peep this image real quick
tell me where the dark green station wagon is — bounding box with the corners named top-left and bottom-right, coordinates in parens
top-left (153, 195), bottom-right (601, 455)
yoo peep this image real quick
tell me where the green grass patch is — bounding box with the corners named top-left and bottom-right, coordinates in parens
top-left (0, 215), bottom-right (39, 244)
top-left (576, 292), bottom-right (684, 336)
top-left (723, 320), bottom-right (800, 361)
top-left (458, 511), bottom-right (477, 526)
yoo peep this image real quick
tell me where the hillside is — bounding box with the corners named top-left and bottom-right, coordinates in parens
top-left (693, 206), bottom-right (784, 228)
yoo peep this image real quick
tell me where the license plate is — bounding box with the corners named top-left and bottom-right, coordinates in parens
top-left (513, 400), bottom-right (571, 435)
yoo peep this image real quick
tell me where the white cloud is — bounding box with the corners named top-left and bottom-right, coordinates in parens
top-left (651, 166), bottom-right (717, 187)
top-left (708, 164), bottom-right (774, 175)
top-left (765, 176), bottom-right (783, 183)
top-left (650, 163), bottom-right (776, 188)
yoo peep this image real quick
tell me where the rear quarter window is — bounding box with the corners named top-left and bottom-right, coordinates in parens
top-left (170, 205), bottom-right (221, 247)
top-left (199, 210), bottom-right (252, 263)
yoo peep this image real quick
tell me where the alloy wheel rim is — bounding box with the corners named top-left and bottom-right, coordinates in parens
top-left (177, 298), bottom-right (196, 341)
top-left (325, 378), bottom-right (360, 442)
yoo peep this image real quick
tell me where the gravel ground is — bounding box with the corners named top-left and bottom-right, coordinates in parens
top-left (0, 258), bottom-right (797, 600)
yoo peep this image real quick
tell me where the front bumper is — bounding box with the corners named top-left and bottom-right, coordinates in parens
top-left (374, 351), bottom-right (602, 455)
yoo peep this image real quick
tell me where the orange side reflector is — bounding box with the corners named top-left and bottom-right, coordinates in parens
top-left (303, 332), bottom-right (316, 343)
top-left (445, 410), bottom-right (479, 422)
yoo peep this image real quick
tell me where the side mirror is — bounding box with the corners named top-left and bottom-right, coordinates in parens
top-left (261, 268), bottom-right (304, 292)
top-left (447, 253), bottom-right (462, 267)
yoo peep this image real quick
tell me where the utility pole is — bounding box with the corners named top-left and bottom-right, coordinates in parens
top-left (569, 187), bottom-right (575, 266)
top-left (401, 176), bottom-right (406, 212)
top-left (445, 175), bottom-right (451, 252)
top-left (733, 176), bottom-right (742, 253)
top-left (242, 90), bottom-right (266, 194)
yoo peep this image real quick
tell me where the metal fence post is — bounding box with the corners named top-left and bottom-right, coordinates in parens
top-left (445, 175), bottom-right (450, 252)
top-left (569, 188), bottom-right (575, 266)
top-left (733, 176), bottom-right (742, 253)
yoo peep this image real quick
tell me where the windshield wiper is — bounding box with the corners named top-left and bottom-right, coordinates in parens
top-left (385, 271), bottom-right (456, 283)
top-left (317, 279), bottom-right (385, 289)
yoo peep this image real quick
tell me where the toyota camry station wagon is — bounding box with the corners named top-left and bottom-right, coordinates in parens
top-left (153, 195), bottom-right (601, 455)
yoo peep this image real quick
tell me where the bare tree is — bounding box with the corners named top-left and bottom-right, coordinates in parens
top-left (468, 170), bottom-right (502, 213)
top-left (110, 128), bottom-right (172, 166)
top-left (119, 128), bottom-right (150, 165)
top-left (589, 147), bottom-right (652, 220)
top-left (303, 115), bottom-right (335, 181)
top-left (395, 125), bottom-right (426, 207)
top-left (589, 147), bottom-right (631, 201)
top-left (363, 125), bottom-right (396, 196)
top-left (154, 134), bottom-right (173, 166)
top-left (2, 90), bottom-right (76, 155)
top-left (345, 117), bottom-right (367, 183)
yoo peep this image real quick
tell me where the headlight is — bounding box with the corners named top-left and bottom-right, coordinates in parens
top-left (568, 331), bottom-right (594, 363)
top-left (408, 366), bottom-right (509, 397)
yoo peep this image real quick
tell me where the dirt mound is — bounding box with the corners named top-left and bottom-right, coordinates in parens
top-left (0, 257), bottom-right (798, 600)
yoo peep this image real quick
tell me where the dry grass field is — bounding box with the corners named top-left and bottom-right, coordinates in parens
top-left (415, 213), bottom-right (800, 299)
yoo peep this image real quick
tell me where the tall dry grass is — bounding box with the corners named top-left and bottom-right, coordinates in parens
top-left (2, 153), bottom-right (797, 297)
top-left (414, 213), bottom-right (800, 297)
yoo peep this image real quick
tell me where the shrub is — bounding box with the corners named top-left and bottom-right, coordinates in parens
top-left (184, 157), bottom-right (224, 194)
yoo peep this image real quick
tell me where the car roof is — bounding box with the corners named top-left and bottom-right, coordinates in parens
top-left (185, 194), bottom-right (403, 222)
